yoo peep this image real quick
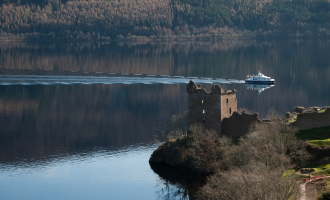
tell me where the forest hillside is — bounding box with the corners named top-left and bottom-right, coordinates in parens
top-left (1, 0), bottom-right (330, 40)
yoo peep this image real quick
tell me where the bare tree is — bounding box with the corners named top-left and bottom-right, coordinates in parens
top-left (197, 122), bottom-right (308, 200)
top-left (197, 163), bottom-right (300, 200)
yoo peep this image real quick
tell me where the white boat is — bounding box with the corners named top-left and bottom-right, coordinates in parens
top-left (245, 71), bottom-right (275, 84)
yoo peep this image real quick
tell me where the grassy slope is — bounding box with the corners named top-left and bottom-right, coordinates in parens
top-left (296, 126), bottom-right (330, 147)
top-left (298, 163), bottom-right (330, 176)
top-left (286, 126), bottom-right (330, 177)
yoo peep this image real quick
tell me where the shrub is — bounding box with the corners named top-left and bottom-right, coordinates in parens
top-left (197, 122), bottom-right (309, 199)
top-left (318, 192), bottom-right (330, 200)
top-left (197, 163), bottom-right (299, 200)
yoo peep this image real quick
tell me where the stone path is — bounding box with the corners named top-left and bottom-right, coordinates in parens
top-left (305, 183), bottom-right (316, 200)
top-left (299, 183), bottom-right (307, 200)
top-left (299, 182), bottom-right (316, 200)
top-left (299, 176), bottom-right (330, 200)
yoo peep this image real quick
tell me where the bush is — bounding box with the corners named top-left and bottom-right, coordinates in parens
top-left (197, 122), bottom-right (309, 200)
top-left (150, 123), bottom-right (233, 174)
top-left (197, 163), bottom-right (299, 200)
top-left (151, 113), bottom-right (311, 199)
top-left (318, 192), bottom-right (330, 200)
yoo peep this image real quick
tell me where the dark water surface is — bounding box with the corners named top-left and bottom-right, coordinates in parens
top-left (0, 40), bottom-right (329, 199)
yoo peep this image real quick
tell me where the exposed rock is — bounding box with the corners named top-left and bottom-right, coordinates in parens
top-left (285, 112), bottom-right (292, 119)
top-left (293, 106), bottom-right (306, 113)
top-left (300, 168), bottom-right (315, 174)
top-left (306, 106), bottom-right (322, 112)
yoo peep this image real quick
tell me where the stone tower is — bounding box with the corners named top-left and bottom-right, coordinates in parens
top-left (187, 80), bottom-right (237, 134)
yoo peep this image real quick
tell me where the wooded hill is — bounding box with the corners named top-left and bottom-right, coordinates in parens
top-left (1, 0), bottom-right (330, 40)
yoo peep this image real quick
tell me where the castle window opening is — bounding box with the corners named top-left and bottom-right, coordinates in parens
top-left (229, 108), bottom-right (232, 114)
top-left (202, 99), bottom-right (204, 104)
top-left (203, 110), bottom-right (205, 114)
top-left (226, 99), bottom-right (228, 103)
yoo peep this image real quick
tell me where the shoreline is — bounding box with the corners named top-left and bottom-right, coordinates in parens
top-left (2, 28), bottom-right (330, 42)
top-left (149, 120), bottom-right (330, 199)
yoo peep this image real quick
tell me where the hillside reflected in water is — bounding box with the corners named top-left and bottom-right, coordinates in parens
top-left (0, 40), bottom-right (329, 200)
top-left (0, 84), bottom-right (187, 165)
top-left (1, 40), bottom-right (330, 162)
top-left (1, 40), bottom-right (329, 80)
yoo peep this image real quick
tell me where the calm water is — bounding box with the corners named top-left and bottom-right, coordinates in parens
top-left (0, 40), bottom-right (330, 199)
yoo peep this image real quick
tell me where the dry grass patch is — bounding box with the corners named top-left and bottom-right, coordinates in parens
top-left (316, 179), bottom-right (330, 200)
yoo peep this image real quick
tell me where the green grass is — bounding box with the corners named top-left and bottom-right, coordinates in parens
top-left (284, 163), bottom-right (330, 180)
top-left (296, 126), bottom-right (330, 146)
top-left (308, 139), bottom-right (330, 147)
top-left (287, 114), bottom-right (297, 124)
top-left (300, 163), bottom-right (330, 176)
top-left (288, 117), bottom-right (297, 124)
top-left (319, 109), bottom-right (327, 113)
top-left (287, 126), bottom-right (330, 178)
top-left (282, 125), bottom-right (330, 198)
top-left (283, 169), bottom-right (295, 177)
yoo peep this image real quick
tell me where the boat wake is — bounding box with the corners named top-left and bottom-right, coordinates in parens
top-left (0, 69), bottom-right (245, 85)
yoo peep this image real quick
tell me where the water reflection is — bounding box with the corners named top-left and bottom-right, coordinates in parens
top-left (0, 143), bottom-right (160, 200)
top-left (0, 84), bottom-right (187, 165)
top-left (245, 84), bottom-right (275, 94)
top-left (0, 40), bottom-right (330, 199)
top-left (0, 83), bottom-right (189, 199)
top-left (0, 41), bottom-right (260, 77)
top-left (150, 163), bottom-right (206, 200)
top-left (1, 40), bottom-right (329, 82)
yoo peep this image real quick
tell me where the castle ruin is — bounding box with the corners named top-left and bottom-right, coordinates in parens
top-left (187, 80), bottom-right (330, 138)
top-left (291, 107), bottom-right (330, 130)
top-left (187, 80), bottom-right (263, 137)
top-left (187, 80), bottom-right (238, 134)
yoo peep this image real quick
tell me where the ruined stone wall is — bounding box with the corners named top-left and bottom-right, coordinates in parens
top-left (221, 91), bottom-right (237, 121)
top-left (187, 80), bottom-right (238, 133)
top-left (187, 80), bottom-right (330, 137)
top-left (294, 108), bottom-right (330, 130)
top-left (187, 80), bottom-right (240, 134)
top-left (188, 92), bottom-right (222, 132)
top-left (222, 111), bottom-right (261, 138)
top-left (187, 80), bottom-right (222, 133)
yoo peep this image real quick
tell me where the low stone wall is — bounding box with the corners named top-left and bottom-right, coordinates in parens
top-left (294, 108), bottom-right (330, 130)
top-left (221, 111), bottom-right (261, 138)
